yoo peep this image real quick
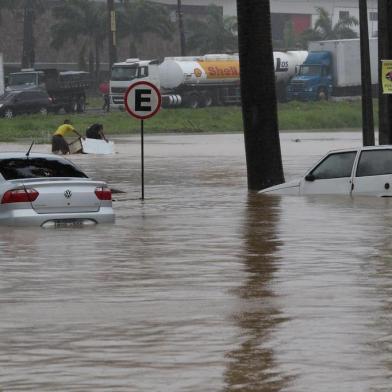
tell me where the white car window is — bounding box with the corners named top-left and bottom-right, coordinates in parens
top-left (311, 151), bottom-right (357, 179)
top-left (356, 150), bottom-right (392, 177)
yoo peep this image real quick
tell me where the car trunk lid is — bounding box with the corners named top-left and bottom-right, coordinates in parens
top-left (10, 179), bottom-right (105, 214)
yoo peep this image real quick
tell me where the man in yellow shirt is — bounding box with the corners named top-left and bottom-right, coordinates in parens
top-left (52, 119), bottom-right (83, 154)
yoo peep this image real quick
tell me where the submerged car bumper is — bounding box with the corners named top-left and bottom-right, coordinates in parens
top-left (0, 207), bottom-right (115, 227)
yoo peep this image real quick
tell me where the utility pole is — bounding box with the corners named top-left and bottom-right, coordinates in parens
top-left (237, 0), bottom-right (284, 190)
top-left (359, 0), bottom-right (375, 146)
top-left (378, 0), bottom-right (392, 144)
top-left (107, 0), bottom-right (117, 69)
top-left (21, 0), bottom-right (35, 68)
top-left (177, 0), bottom-right (186, 56)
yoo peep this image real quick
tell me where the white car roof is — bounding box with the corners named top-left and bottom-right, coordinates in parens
top-left (327, 145), bottom-right (392, 154)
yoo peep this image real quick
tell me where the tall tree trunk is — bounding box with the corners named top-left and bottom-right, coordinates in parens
top-left (22, 0), bottom-right (35, 68)
top-left (378, 0), bottom-right (392, 144)
top-left (95, 37), bottom-right (101, 83)
top-left (88, 49), bottom-right (94, 76)
top-left (129, 41), bottom-right (137, 57)
top-left (236, 0), bottom-right (284, 190)
top-left (359, 0), bottom-right (375, 146)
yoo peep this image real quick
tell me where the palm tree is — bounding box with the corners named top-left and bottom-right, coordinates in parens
top-left (186, 5), bottom-right (237, 54)
top-left (0, 0), bottom-right (46, 67)
top-left (300, 7), bottom-right (359, 46)
top-left (237, 0), bottom-right (284, 191)
top-left (117, 0), bottom-right (174, 57)
top-left (51, 0), bottom-right (106, 80)
top-left (0, 0), bottom-right (17, 11)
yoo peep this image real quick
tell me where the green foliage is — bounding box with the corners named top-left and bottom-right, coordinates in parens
top-left (186, 5), bottom-right (238, 54)
top-left (300, 7), bottom-right (358, 48)
top-left (0, 100), bottom-right (379, 142)
top-left (117, 0), bottom-right (174, 57)
top-left (51, 0), bottom-right (106, 76)
top-left (283, 20), bottom-right (297, 49)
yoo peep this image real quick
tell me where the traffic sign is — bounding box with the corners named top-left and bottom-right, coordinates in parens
top-left (124, 81), bottom-right (161, 119)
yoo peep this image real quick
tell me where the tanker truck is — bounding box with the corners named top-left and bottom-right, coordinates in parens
top-left (110, 51), bottom-right (308, 109)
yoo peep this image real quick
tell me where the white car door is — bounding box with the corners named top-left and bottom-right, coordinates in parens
top-left (351, 149), bottom-right (392, 196)
top-left (299, 150), bottom-right (358, 195)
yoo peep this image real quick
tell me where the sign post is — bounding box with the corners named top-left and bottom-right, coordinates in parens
top-left (124, 81), bottom-right (161, 200)
top-left (382, 60), bottom-right (392, 94)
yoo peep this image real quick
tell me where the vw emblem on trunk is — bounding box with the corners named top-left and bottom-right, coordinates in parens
top-left (64, 189), bottom-right (72, 199)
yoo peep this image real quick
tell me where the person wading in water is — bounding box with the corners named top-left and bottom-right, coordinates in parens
top-left (52, 119), bottom-right (83, 154)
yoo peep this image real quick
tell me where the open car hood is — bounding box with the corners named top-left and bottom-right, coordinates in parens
top-left (258, 179), bottom-right (301, 195)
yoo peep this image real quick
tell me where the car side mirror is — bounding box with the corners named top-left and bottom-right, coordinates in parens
top-left (305, 174), bottom-right (315, 182)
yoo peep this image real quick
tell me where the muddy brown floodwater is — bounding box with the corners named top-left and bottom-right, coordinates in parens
top-left (0, 132), bottom-right (391, 392)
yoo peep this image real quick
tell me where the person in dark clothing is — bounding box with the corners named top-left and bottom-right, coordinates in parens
top-left (99, 82), bottom-right (110, 112)
top-left (102, 94), bottom-right (110, 112)
top-left (85, 123), bottom-right (109, 142)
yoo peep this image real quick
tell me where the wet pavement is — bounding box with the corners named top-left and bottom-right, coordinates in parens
top-left (0, 132), bottom-right (391, 391)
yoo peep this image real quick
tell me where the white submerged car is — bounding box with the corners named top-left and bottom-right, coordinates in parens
top-left (0, 153), bottom-right (115, 227)
top-left (259, 146), bottom-right (392, 197)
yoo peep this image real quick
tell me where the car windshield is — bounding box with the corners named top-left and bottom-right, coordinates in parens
top-left (0, 92), bottom-right (18, 102)
top-left (111, 66), bottom-right (138, 81)
top-left (8, 73), bottom-right (37, 86)
top-left (0, 157), bottom-right (88, 180)
top-left (299, 65), bottom-right (322, 77)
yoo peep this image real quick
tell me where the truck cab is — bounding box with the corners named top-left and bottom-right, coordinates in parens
top-left (110, 59), bottom-right (160, 109)
top-left (6, 70), bottom-right (45, 91)
top-left (286, 51), bottom-right (333, 101)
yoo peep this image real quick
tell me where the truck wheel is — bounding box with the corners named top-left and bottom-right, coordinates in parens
top-left (187, 94), bottom-right (200, 109)
top-left (4, 108), bottom-right (14, 119)
top-left (317, 88), bottom-right (328, 101)
top-left (65, 101), bottom-right (78, 113)
top-left (77, 97), bottom-right (86, 113)
top-left (39, 107), bottom-right (48, 116)
top-left (203, 93), bottom-right (213, 107)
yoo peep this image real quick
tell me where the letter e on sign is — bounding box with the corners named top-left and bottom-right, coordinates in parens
top-left (124, 81), bottom-right (162, 120)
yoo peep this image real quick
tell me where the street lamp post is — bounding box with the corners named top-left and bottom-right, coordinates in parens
top-left (107, 0), bottom-right (117, 69)
top-left (177, 0), bottom-right (186, 56)
top-left (359, 0), bottom-right (375, 146)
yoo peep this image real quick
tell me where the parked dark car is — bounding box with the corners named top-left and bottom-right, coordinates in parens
top-left (0, 90), bottom-right (54, 118)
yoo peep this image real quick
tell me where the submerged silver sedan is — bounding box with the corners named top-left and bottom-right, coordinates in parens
top-left (0, 153), bottom-right (115, 227)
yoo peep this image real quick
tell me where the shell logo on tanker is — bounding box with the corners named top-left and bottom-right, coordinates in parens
top-left (194, 68), bottom-right (203, 77)
top-left (197, 61), bottom-right (240, 79)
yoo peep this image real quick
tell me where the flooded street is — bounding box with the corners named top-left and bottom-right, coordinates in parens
top-left (0, 132), bottom-right (391, 391)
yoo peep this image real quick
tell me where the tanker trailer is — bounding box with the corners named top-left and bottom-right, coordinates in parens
top-left (158, 51), bottom-right (308, 107)
top-left (109, 52), bottom-right (307, 109)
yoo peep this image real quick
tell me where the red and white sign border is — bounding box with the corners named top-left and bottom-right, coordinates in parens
top-left (124, 81), bottom-right (162, 120)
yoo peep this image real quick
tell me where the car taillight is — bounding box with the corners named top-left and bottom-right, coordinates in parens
top-left (1, 188), bottom-right (39, 204)
top-left (95, 187), bottom-right (112, 201)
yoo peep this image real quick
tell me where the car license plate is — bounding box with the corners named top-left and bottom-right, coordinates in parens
top-left (42, 219), bottom-right (96, 228)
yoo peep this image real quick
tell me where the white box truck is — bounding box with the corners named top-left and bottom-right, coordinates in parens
top-left (287, 38), bottom-right (378, 101)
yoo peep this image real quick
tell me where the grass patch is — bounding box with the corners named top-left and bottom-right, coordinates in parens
top-left (0, 100), bottom-right (378, 142)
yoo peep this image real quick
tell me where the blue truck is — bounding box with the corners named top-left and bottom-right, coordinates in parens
top-left (287, 38), bottom-right (378, 101)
